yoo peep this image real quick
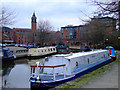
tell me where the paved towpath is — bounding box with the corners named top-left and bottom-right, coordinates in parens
top-left (83, 51), bottom-right (120, 88)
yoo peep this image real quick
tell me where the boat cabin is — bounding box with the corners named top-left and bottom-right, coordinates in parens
top-left (0, 48), bottom-right (14, 62)
top-left (28, 46), bottom-right (57, 57)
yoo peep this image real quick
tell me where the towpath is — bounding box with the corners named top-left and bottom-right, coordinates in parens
top-left (82, 51), bottom-right (119, 88)
top-left (82, 63), bottom-right (118, 88)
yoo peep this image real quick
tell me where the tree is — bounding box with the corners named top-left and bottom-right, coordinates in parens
top-left (92, 0), bottom-right (120, 37)
top-left (84, 18), bottom-right (106, 45)
top-left (91, 0), bottom-right (120, 49)
top-left (0, 7), bottom-right (16, 43)
top-left (93, 0), bottom-right (119, 18)
top-left (0, 7), bottom-right (16, 27)
top-left (37, 19), bottom-right (54, 46)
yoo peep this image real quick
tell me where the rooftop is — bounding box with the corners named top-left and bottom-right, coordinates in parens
top-left (13, 28), bottom-right (31, 31)
top-left (61, 25), bottom-right (84, 29)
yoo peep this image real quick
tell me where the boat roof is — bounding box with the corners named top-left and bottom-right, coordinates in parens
top-left (0, 48), bottom-right (10, 51)
top-left (29, 46), bottom-right (55, 50)
top-left (64, 50), bottom-right (108, 59)
top-left (54, 53), bottom-right (72, 57)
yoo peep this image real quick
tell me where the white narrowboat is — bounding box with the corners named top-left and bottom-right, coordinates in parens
top-left (28, 46), bottom-right (57, 58)
top-left (30, 50), bottom-right (115, 88)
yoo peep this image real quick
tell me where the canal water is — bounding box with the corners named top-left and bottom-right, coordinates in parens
top-left (1, 58), bottom-right (45, 88)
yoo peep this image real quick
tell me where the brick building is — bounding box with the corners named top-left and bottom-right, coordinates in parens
top-left (60, 16), bottom-right (117, 46)
top-left (61, 25), bottom-right (84, 46)
top-left (2, 27), bottom-right (14, 44)
top-left (11, 12), bottom-right (37, 45)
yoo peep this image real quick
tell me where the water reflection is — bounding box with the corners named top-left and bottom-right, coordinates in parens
top-left (2, 58), bottom-right (44, 88)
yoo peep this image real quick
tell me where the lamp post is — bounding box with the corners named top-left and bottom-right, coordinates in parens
top-left (104, 37), bottom-right (109, 47)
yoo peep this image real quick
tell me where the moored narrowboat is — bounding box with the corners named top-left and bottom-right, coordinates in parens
top-left (28, 46), bottom-right (57, 59)
top-left (104, 46), bottom-right (116, 60)
top-left (30, 49), bottom-right (115, 88)
top-left (0, 48), bottom-right (15, 63)
top-left (56, 45), bottom-right (69, 54)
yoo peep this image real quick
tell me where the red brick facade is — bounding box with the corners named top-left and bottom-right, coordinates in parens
top-left (11, 12), bottom-right (37, 44)
top-left (61, 25), bottom-right (84, 46)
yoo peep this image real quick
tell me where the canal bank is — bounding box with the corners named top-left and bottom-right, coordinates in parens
top-left (82, 51), bottom-right (119, 88)
top-left (53, 52), bottom-right (119, 89)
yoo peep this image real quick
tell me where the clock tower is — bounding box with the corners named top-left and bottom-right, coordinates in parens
top-left (31, 12), bottom-right (37, 32)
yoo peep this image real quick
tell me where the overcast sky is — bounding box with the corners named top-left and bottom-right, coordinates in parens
top-left (1, 0), bottom-right (98, 31)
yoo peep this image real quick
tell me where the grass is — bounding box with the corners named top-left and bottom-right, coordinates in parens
top-left (50, 55), bottom-right (119, 89)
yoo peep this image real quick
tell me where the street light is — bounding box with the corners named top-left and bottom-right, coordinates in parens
top-left (106, 38), bottom-right (109, 41)
top-left (118, 36), bottom-right (120, 40)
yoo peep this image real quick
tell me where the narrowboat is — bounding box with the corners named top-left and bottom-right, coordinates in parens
top-left (56, 45), bottom-right (69, 54)
top-left (9, 47), bottom-right (28, 59)
top-left (28, 46), bottom-right (57, 59)
top-left (0, 48), bottom-right (15, 63)
top-left (104, 46), bottom-right (116, 60)
top-left (30, 49), bottom-right (115, 88)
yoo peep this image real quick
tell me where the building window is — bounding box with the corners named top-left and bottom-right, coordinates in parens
top-left (19, 35), bottom-right (20, 39)
top-left (22, 34), bottom-right (23, 38)
top-left (19, 40), bottom-right (20, 44)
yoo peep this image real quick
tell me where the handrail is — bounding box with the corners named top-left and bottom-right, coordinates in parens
top-left (31, 64), bottom-right (66, 68)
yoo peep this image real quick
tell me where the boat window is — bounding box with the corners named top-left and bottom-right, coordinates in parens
top-left (48, 49), bottom-right (50, 51)
top-left (76, 62), bottom-right (78, 68)
top-left (53, 48), bottom-right (55, 51)
top-left (51, 49), bottom-right (52, 51)
top-left (68, 59), bottom-right (70, 61)
top-left (42, 50), bottom-right (43, 52)
top-left (88, 58), bottom-right (89, 64)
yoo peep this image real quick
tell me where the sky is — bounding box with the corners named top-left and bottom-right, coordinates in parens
top-left (1, 0), bottom-right (98, 31)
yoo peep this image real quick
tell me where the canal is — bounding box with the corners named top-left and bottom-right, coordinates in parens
top-left (1, 58), bottom-right (45, 88)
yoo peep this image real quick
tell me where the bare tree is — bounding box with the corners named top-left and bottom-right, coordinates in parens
top-left (92, 0), bottom-right (119, 17)
top-left (37, 19), bottom-right (54, 46)
top-left (0, 7), bottom-right (16, 27)
top-left (91, 0), bottom-right (120, 49)
top-left (92, 0), bottom-right (120, 36)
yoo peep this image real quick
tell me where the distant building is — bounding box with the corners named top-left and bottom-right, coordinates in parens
top-left (60, 16), bottom-right (117, 46)
top-left (2, 27), bottom-right (14, 44)
top-left (91, 16), bottom-right (117, 32)
top-left (11, 12), bottom-right (37, 45)
top-left (61, 25), bottom-right (84, 46)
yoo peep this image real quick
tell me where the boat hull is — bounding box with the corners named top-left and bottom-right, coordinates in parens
top-left (31, 58), bottom-right (115, 88)
top-left (28, 52), bottom-right (57, 59)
